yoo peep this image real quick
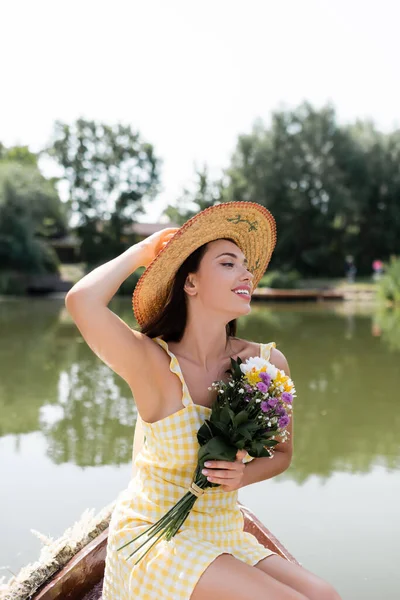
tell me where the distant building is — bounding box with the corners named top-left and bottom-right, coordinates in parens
top-left (122, 221), bottom-right (180, 239)
top-left (48, 221), bottom-right (180, 263)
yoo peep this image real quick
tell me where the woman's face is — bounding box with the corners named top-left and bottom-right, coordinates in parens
top-left (185, 239), bottom-right (254, 320)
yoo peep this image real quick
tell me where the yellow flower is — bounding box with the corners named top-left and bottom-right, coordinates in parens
top-left (274, 372), bottom-right (287, 386)
top-left (244, 368), bottom-right (262, 385)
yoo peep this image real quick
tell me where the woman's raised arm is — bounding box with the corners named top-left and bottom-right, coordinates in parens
top-left (64, 228), bottom-right (178, 391)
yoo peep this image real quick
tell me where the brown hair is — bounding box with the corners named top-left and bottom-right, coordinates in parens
top-left (140, 239), bottom-right (238, 342)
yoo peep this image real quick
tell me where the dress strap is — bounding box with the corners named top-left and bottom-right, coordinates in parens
top-left (260, 341), bottom-right (276, 361)
top-left (152, 337), bottom-right (192, 408)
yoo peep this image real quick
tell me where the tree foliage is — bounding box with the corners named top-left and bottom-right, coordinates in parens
top-left (163, 102), bottom-right (400, 276)
top-left (0, 160), bottom-right (67, 273)
top-left (42, 118), bottom-right (162, 265)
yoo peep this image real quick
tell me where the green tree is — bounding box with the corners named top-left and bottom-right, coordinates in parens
top-left (0, 161), bottom-right (67, 275)
top-left (163, 164), bottom-right (223, 225)
top-left (0, 143), bottom-right (38, 166)
top-left (339, 122), bottom-right (400, 273)
top-left (42, 118), bottom-right (162, 265)
top-left (221, 102), bottom-right (358, 275)
top-left (166, 101), bottom-right (400, 277)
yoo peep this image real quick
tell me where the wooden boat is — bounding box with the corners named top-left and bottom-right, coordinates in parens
top-left (31, 502), bottom-right (299, 600)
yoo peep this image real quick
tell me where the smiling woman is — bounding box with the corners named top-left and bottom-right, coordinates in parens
top-left (65, 201), bottom-right (341, 600)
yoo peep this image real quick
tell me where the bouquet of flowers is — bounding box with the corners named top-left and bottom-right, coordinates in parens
top-left (117, 353), bottom-right (296, 563)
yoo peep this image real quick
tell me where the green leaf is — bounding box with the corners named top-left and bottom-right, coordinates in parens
top-left (234, 410), bottom-right (249, 427)
top-left (197, 421), bottom-right (214, 444)
top-left (230, 357), bottom-right (243, 380)
top-left (262, 439), bottom-right (279, 447)
top-left (198, 436), bottom-right (237, 464)
top-left (220, 405), bottom-right (233, 425)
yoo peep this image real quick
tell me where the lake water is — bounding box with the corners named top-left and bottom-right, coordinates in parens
top-left (0, 297), bottom-right (399, 599)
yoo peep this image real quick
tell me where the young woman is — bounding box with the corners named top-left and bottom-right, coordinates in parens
top-left (66, 202), bottom-right (341, 599)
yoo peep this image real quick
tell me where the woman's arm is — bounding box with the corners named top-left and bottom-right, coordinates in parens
top-left (65, 243), bottom-right (153, 388)
top-left (65, 227), bottom-right (178, 393)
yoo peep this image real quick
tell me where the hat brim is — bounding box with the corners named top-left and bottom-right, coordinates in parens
top-left (133, 201), bottom-right (277, 328)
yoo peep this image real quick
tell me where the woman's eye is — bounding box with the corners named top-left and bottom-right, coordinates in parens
top-left (222, 262), bottom-right (234, 267)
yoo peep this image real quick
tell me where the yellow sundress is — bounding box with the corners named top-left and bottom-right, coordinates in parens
top-left (102, 337), bottom-right (278, 599)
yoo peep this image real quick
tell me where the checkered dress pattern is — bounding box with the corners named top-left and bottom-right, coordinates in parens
top-left (102, 337), bottom-right (277, 599)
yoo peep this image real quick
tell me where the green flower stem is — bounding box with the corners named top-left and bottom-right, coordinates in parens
top-left (129, 528), bottom-right (167, 564)
top-left (167, 501), bottom-right (195, 538)
top-left (117, 501), bottom-right (184, 552)
top-left (166, 495), bottom-right (197, 538)
top-left (117, 475), bottom-right (209, 558)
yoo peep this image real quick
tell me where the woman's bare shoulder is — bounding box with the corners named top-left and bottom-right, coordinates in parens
top-left (233, 336), bottom-right (291, 376)
top-left (270, 346), bottom-right (291, 376)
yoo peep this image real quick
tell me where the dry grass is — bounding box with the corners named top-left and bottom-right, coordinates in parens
top-left (0, 501), bottom-right (115, 600)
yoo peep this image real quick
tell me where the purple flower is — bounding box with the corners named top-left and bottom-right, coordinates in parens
top-left (257, 381), bottom-right (269, 394)
top-left (244, 396), bottom-right (251, 402)
top-left (281, 392), bottom-right (293, 404)
top-left (267, 397), bottom-right (278, 408)
top-left (244, 384), bottom-right (252, 393)
top-left (275, 405), bottom-right (286, 416)
top-left (261, 400), bottom-right (269, 412)
top-left (278, 415), bottom-right (290, 428)
top-left (260, 372), bottom-right (271, 387)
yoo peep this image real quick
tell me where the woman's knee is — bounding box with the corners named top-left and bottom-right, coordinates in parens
top-left (190, 553), bottom-right (310, 600)
top-left (307, 579), bottom-right (342, 600)
top-left (254, 554), bottom-right (342, 600)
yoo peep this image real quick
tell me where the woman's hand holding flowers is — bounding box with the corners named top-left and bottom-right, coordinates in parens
top-left (202, 449), bottom-right (247, 492)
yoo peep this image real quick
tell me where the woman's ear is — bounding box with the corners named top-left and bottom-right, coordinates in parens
top-left (184, 276), bottom-right (197, 296)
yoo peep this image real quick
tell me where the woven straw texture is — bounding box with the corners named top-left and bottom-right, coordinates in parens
top-left (102, 337), bottom-right (277, 599)
top-left (133, 201), bottom-right (276, 328)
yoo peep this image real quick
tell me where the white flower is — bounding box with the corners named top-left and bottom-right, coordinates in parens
top-left (239, 388), bottom-right (244, 394)
top-left (266, 362), bottom-right (278, 379)
top-left (229, 382), bottom-right (234, 387)
top-left (240, 356), bottom-right (269, 374)
top-left (240, 355), bottom-right (279, 379)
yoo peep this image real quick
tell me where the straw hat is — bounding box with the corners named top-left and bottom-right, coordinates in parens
top-left (132, 201), bottom-right (277, 328)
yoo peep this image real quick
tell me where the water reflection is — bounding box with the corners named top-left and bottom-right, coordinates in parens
top-left (1, 298), bottom-right (399, 595)
top-left (0, 299), bottom-right (399, 479)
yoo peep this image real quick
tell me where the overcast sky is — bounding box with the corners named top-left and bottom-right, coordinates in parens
top-left (1, 0), bottom-right (399, 222)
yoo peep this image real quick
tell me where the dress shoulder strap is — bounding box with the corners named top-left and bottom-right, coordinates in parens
top-left (151, 337), bottom-right (192, 407)
top-left (260, 341), bottom-right (276, 361)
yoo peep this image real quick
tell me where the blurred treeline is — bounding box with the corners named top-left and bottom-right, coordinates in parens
top-left (1, 101), bottom-right (399, 287)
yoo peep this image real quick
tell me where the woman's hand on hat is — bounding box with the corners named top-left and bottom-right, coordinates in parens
top-left (139, 227), bottom-right (180, 267)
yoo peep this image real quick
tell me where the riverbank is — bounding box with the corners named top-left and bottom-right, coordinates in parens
top-left (0, 267), bottom-right (379, 303)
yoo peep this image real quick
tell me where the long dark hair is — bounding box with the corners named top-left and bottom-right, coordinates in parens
top-left (140, 239), bottom-right (238, 342)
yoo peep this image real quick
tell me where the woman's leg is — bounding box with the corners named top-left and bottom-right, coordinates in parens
top-left (190, 553), bottom-right (309, 600)
top-left (254, 555), bottom-right (342, 600)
